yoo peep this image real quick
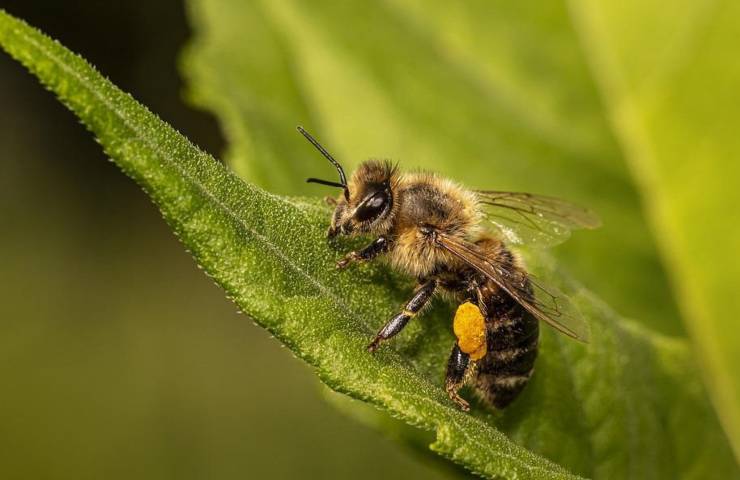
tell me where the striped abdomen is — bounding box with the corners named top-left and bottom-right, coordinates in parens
top-left (474, 276), bottom-right (539, 409)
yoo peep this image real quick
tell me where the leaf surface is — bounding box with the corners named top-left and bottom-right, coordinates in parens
top-left (1, 9), bottom-right (737, 479)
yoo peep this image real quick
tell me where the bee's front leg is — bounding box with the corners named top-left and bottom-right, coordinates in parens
top-left (336, 235), bottom-right (389, 269)
top-left (367, 279), bottom-right (437, 353)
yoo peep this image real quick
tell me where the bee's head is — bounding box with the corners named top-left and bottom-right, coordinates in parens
top-left (298, 127), bottom-right (396, 238)
top-left (329, 161), bottom-right (397, 237)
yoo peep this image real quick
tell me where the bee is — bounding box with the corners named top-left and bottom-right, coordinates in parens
top-left (298, 126), bottom-right (600, 411)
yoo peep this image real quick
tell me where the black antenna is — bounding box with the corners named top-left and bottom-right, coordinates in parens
top-left (306, 178), bottom-right (346, 188)
top-left (297, 126), bottom-right (347, 188)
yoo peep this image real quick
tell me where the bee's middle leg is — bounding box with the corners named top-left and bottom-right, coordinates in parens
top-left (367, 279), bottom-right (436, 353)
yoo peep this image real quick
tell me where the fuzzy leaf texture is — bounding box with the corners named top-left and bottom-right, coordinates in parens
top-left (0, 9), bottom-right (737, 480)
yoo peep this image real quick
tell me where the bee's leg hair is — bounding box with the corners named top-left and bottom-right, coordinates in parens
top-left (336, 235), bottom-right (389, 269)
top-left (367, 279), bottom-right (436, 353)
top-left (445, 343), bottom-right (471, 411)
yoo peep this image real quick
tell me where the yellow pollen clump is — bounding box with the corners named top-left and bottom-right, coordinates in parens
top-left (453, 302), bottom-right (487, 360)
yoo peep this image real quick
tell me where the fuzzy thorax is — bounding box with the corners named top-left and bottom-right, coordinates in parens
top-left (385, 171), bottom-right (481, 278)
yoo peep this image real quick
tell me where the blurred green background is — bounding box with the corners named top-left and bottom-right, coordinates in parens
top-left (0, 1), bottom-right (452, 479)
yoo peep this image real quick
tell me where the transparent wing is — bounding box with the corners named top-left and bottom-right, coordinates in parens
top-left (476, 190), bottom-right (601, 247)
top-left (435, 233), bottom-right (590, 342)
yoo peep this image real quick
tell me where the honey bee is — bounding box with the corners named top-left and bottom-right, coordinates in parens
top-left (298, 126), bottom-right (600, 411)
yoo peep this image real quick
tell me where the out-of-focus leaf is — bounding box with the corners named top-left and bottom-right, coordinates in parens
top-left (1, 10), bottom-right (736, 479)
top-left (181, 0), bottom-right (681, 335)
top-left (569, 0), bottom-right (740, 461)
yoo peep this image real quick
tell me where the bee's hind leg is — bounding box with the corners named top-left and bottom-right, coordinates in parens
top-left (445, 343), bottom-right (471, 411)
top-left (367, 279), bottom-right (436, 353)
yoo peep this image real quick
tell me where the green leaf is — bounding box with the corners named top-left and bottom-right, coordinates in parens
top-left (1, 8), bottom-right (737, 480)
top-left (181, 0), bottom-right (682, 336)
top-left (569, 0), bottom-right (740, 461)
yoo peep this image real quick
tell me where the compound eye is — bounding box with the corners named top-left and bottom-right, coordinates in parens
top-left (354, 190), bottom-right (389, 222)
